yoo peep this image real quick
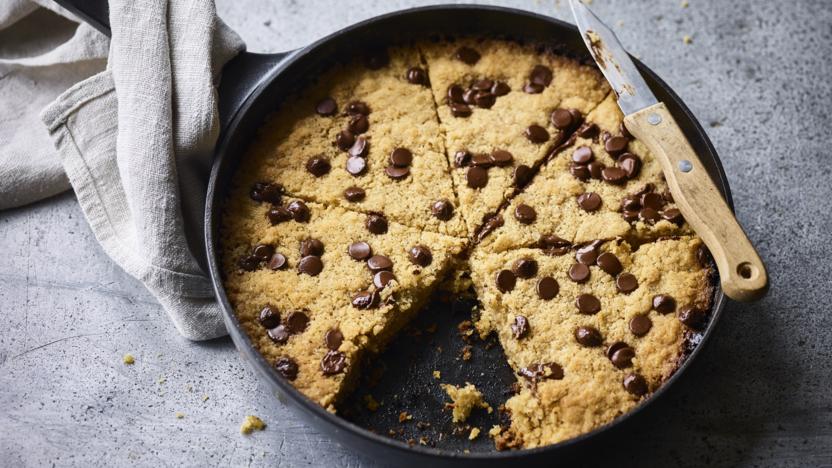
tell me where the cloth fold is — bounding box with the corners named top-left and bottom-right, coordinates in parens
top-left (1, 0), bottom-right (245, 340)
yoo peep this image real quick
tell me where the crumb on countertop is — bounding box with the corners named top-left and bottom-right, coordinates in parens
top-left (175, 412), bottom-right (185, 419)
top-left (122, 354), bottom-right (135, 365)
top-left (433, 370), bottom-right (441, 380)
top-left (240, 415), bottom-right (266, 434)
top-left (683, 35), bottom-right (693, 44)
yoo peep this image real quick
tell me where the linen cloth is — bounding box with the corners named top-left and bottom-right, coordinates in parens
top-left (0, 0), bottom-right (245, 340)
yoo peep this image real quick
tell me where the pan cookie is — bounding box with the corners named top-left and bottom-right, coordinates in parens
top-left (221, 38), bottom-right (714, 449)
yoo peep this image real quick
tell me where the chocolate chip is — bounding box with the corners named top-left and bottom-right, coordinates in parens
top-left (348, 241), bottom-right (372, 261)
top-left (530, 65), bottom-right (553, 86)
top-left (447, 85), bottom-right (464, 103)
top-left (238, 255), bottom-right (260, 271)
top-left (605, 136), bottom-right (628, 156)
top-left (678, 306), bottom-right (707, 330)
top-left (352, 290), bottom-right (380, 309)
top-left (568, 108), bottom-right (583, 124)
top-left (536, 276), bottom-right (559, 300)
top-left (629, 314), bottom-right (653, 337)
top-left (466, 166), bottom-right (488, 188)
top-left (365, 213), bottom-right (388, 234)
top-left (267, 325), bottom-right (290, 343)
top-left (588, 161), bottom-right (605, 179)
top-left (406, 66), bottom-right (428, 85)
top-left (511, 315), bottom-right (530, 339)
top-left (619, 121), bottom-right (632, 138)
top-left (454, 47), bottom-right (480, 64)
top-left (639, 207), bottom-right (661, 224)
top-left (475, 92), bottom-right (496, 109)
top-left (364, 49), bottom-right (389, 70)
top-left (575, 293), bottom-right (601, 314)
top-left (463, 88), bottom-right (479, 105)
top-left (470, 153), bottom-right (493, 167)
top-left (551, 108), bottom-right (574, 130)
top-left (652, 294), bottom-right (676, 314)
top-left (576, 122), bottom-right (599, 138)
top-left (315, 97), bottom-right (337, 116)
top-left (696, 244), bottom-right (711, 267)
top-left (616, 273), bottom-right (639, 293)
top-left (525, 125), bottom-right (549, 143)
top-left (389, 147), bottom-right (412, 167)
top-left (514, 204), bottom-right (537, 224)
top-left (601, 166), bottom-right (628, 185)
top-left (321, 350), bottom-right (347, 375)
top-left (491, 81), bottom-right (511, 96)
top-left (663, 188), bottom-right (675, 204)
top-left (384, 165), bottom-right (410, 180)
top-left (523, 82), bottom-right (544, 94)
top-left (267, 206), bottom-right (293, 225)
top-left (568, 263), bottom-right (590, 283)
top-left (519, 362), bottom-right (563, 381)
top-left (610, 345), bottom-right (635, 369)
top-left (344, 186), bottom-right (365, 202)
top-left (274, 357), bottom-right (298, 380)
top-left (476, 214), bottom-right (504, 242)
top-left (336, 130), bottom-right (355, 151)
top-left (473, 79), bottom-right (493, 91)
top-left (300, 238), bottom-right (324, 257)
top-left (495, 270), bottom-right (516, 293)
top-left (606, 341), bottom-right (628, 359)
top-left (408, 245), bottom-right (432, 267)
top-left (617, 153), bottom-right (641, 178)
top-left (348, 115), bottom-right (369, 134)
top-left (490, 149), bottom-right (514, 166)
top-left (286, 200), bottom-right (310, 222)
top-left (454, 150), bottom-right (471, 167)
top-left (574, 326), bottom-right (602, 347)
top-left (268, 253), bottom-right (287, 270)
top-left (249, 181), bottom-right (284, 204)
top-left (346, 101), bottom-right (370, 116)
top-left (623, 373), bottom-right (648, 396)
top-left (432, 199), bottom-right (454, 220)
top-left (297, 256), bottom-right (323, 276)
top-left (577, 192), bottom-right (602, 212)
top-left (634, 183), bottom-right (655, 197)
top-left (540, 234), bottom-right (571, 255)
top-left (572, 146), bottom-right (594, 164)
top-left (367, 255), bottom-right (393, 272)
top-left (596, 252), bottom-right (623, 276)
top-left (641, 192), bottom-right (665, 210)
top-left (344, 156), bottom-right (366, 176)
top-left (661, 208), bottom-right (684, 225)
top-left (348, 137), bottom-right (369, 159)
top-left (512, 165), bottom-right (532, 187)
top-left (258, 305), bottom-right (280, 329)
top-left (576, 240), bottom-right (603, 265)
top-left (285, 310), bottom-right (309, 334)
top-left (621, 195), bottom-right (641, 212)
top-left (325, 328), bottom-right (344, 350)
top-left (570, 163), bottom-right (591, 181)
top-left (373, 270), bottom-right (396, 289)
top-left (252, 244), bottom-right (274, 262)
top-left (450, 102), bottom-right (472, 117)
top-left (512, 258), bottom-right (538, 279)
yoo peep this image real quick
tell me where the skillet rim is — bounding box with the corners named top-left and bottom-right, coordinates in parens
top-left (205, 3), bottom-right (730, 462)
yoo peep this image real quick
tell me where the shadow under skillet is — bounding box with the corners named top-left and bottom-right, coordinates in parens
top-left (338, 294), bottom-right (516, 452)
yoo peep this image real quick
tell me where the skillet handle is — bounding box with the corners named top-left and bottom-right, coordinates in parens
top-left (217, 51), bottom-right (291, 133)
top-left (53, 0), bottom-right (111, 36)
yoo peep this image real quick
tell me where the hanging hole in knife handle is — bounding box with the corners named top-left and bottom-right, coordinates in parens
top-left (623, 102), bottom-right (769, 302)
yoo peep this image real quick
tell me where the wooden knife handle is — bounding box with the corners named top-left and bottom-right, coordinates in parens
top-left (624, 102), bottom-right (768, 302)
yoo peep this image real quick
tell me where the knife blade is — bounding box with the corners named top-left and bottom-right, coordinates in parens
top-left (568, 0), bottom-right (768, 302)
top-left (569, 0), bottom-right (657, 116)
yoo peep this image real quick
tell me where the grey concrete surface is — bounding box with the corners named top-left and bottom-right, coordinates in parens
top-left (1, 0), bottom-right (830, 466)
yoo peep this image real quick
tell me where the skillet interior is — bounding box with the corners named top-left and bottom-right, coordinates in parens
top-left (206, 5), bottom-right (729, 466)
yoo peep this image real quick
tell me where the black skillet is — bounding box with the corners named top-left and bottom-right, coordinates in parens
top-left (55, 2), bottom-right (729, 466)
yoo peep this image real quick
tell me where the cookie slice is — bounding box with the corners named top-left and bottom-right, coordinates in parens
top-left (479, 93), bottom-right (694, 253)
top-left (239, 46), bottom-right (466, 238)
top-left (469, 237), bottom-right (713, 448)
top-left (419, 38), bottom-right (610, 234)
top-left (221, 198), bottom-right (466, 409)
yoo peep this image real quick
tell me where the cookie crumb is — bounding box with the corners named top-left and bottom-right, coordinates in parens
top-left (433, 370), bottom-right (441, 379)
top-left (364, 394), bottom-right (379, 412)
top-left (442, 383), bottom-right (491, 423)
top-left (398, 411), bottom-right (413, 423)
top-left (683, 35), bottom-right (693, 44)
top-left (489, 425), bottom-right (502, 437)
top-left (240, 415), bottom-right (266, 434)
top-left (469, 427), bottom-right (481, 440)
top-left (175, 412), bottom-right (185, 419)
top-left (681, 0), bottom-right (689, 7)
top-left (202, 395), bottom-right (210, 402)
top-left (122, 354), bottom-right (135, 365)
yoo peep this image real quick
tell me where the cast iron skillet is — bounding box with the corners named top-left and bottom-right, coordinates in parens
top-left (56, 2), bottom-right (729, 466)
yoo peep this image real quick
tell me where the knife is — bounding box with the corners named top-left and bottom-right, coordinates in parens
top-left (569, 0), bottom-right (767, 302)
